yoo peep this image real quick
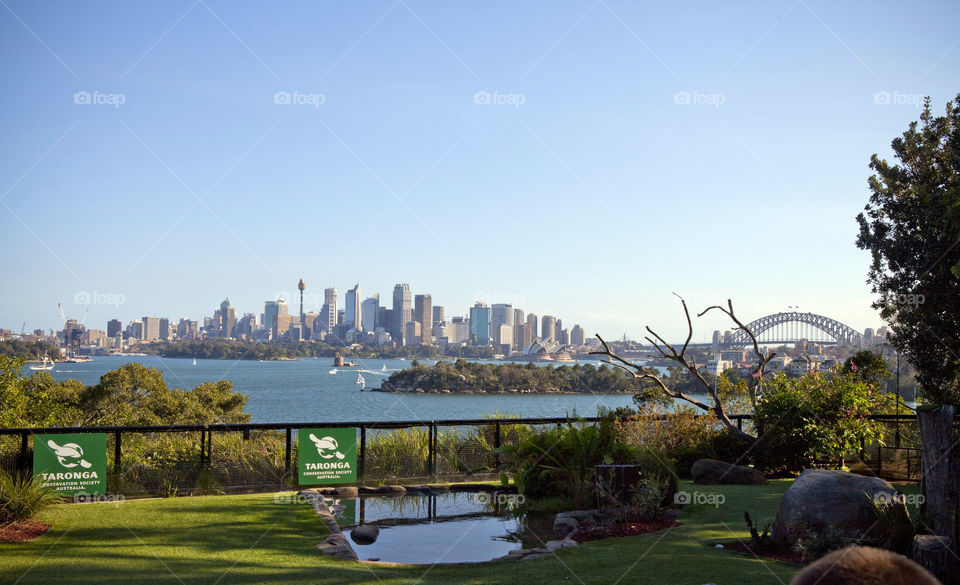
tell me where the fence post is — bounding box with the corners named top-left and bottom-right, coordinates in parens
top-left (359, 426), bottom-right (366, 483)
top-left (207, 429), bottom-right (213, 467)
top-left (284, 427), bottom-right (292, 479)
top-left (19, 432), bottom-right (29, 471)
top-left (114, 430), bottom-right (122, 473)
top-left (494, 421), bottom-right (501, 470)
top-left (200, 428), bottom-right (206, 464)
top-left (427, 423), bottom-right (436, 477)
top-left (737, 417), bottom-right (743, 431)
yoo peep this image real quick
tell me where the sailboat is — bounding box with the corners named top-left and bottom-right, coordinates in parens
top-left (192, 357), bottom-right (197, 366)
top-left (28, 355), bottom-right (54, 371)
top-left (381, 364), bottom-right (387, 372)
top-left (356, 373), bottom-right (366, 390)
top-left (328, 368), bottom-right (338, 374)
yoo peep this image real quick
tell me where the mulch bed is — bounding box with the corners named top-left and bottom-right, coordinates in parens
top-left (719, 540), bottom-right (804, 564)
top-left (573, 517), bottom-right (680, 542)
top-left (0, 520), bottom-right (52, 542)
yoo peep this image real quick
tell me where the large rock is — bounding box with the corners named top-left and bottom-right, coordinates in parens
top-left (789, 545), bottom-right (941, 585)
top-left (772, 469), bottom-right (911, 545)
top-left (350, 524), bottom-right (380, 545)
top-left (691, 458), bottom-right (766, 485)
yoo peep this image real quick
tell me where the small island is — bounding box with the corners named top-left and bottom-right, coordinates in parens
top-left (374, 359), bottom-right (642, 394)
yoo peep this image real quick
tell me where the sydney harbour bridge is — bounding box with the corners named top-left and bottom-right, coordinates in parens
top-left (722, 311), bottom-right (864, 347)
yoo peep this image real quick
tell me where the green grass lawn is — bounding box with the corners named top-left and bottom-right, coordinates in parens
top-left (0, 480), bottom-right (877, 585)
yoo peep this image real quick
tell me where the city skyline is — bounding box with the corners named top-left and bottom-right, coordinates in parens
top-left (3, 2), bottom-right (957, 341)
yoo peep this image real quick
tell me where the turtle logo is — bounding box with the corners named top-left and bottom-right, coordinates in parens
top-left (309, 434), bottom-right (345, 460)
top-left (47, 440), bottom-right (93, 469)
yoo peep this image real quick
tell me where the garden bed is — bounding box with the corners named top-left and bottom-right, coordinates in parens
top-left (573, 517), bottom-right (680, 542)
top-left (0, 520), bottom-right (50, 542)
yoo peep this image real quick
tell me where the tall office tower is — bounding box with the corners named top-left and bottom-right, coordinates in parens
top-left (404, 321), bottom-right (422, 346)
top-left (126, 321), bottom-right (143, 340)
top-left (107, 319), bottom-right (122, 338)
top-left (142, 316), bottom-right (161, 341)
top-left (319, 288), bottom-right (337, 333)
top-left (469, 302), bottom-right (491, 346)
top-left (159, 318), bottom-right (170, 341)
top-left (555, 319), bottom-right (563, 341)
top-left (345, 284), bottom-right (361, 330)
top-left (517, 323), bottom-right (534, 349)
top-left (377, 307), bottom-right (391, 331)
top-left (219, 298), bottom-right (236, 338)
top-left (264, 300), bottom-right (281, 335)
top-left (541, 315), bottom-right (556, 342)
top-left (432, 305), bottom-right (444, 324)
top-left (514, 308), bottom-right (524, 328)
top-left (571, 324), bottom-right (585, 346)
top-left (490, 304), bottom-right (514, 348)
top-left (513, 309), bottom-right (525, 348)
top-left (361, 296), bottom-right (379, 333)
top-left (392, 284), bottom-right (411, 344)
top-left (236, 313), bottom-right (257, 338)
top-left (527, 313), bottom-right (538, 339)
top-left (560, 329), bottom-right (570, 345)
top-left (265, 300), bottom-right (289, 340)
top-left (414, 294), bottom-right (432, 344)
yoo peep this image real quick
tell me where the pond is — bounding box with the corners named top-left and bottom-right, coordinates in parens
top-left (325, 492), bottom-right (554, 564)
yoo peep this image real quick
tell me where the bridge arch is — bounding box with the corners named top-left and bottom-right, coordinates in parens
top-left (727, 312), bottom-right (863, 346)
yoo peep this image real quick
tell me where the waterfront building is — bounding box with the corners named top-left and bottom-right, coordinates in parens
top-left (404, 320), bottom-right (422, 346)
top-left (142, 316), bottom-right (161, 341)
top-left (491, 304), bottom-right (514, 349)
top-left (361, 296), bottom-right (379, 333)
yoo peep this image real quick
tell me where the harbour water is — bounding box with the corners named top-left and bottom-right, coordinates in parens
top-left (24, 355), bottom-right (641, 423)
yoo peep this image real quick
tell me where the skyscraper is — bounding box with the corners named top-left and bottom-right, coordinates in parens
top-left (571, 324), bottom-right (585, 346)
top-left (527, 313), bottom-right (538, 339)
top-left (219, 298), bottom-right (235, 338)
top-left (392, 284), bottom-right (411, 344)
top-left (106, 319), bottom-right (122, 338)
top-left (541, 315), bottom-right (556, 342)
top-left (432, 305), bottom-right (445, 324)
top-left (414, 294), bottom-right (432, 345)
top-left (361, 295), bottom-right (379, 333)
top-left (320, 288), bottom-right (337, 334)
top-left (142, 316), bottom-right (161, 341)
top-left (345, 284), bottom-right (361, 331)
top-left (469, 302), bottom-right (491, 346)
top-left (491, 304), bottom-right (514, 348)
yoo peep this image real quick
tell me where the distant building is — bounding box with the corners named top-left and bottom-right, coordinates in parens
top-left (126, 320), bottom-right (143, 340)
top-left (432, 305), bottom-right (444, 325)
top-left (414, 294), bottom-right (433, 345)
top-left (392, 284), bottom-right (411, 344)
top-left (491, 304), bottom-right (514, 349)
top-left (107, 319), bottom-right (122, 338)
top-left (540, 315), bottom-right (556, 342)
top-left (236, 313), bottom-right (257, 338)
top-left (345, 284), bottom-right (361, 331)
top-left (404, 321), bottom-right (422, 346)
top-left (219, 298), bottom-right (235, 338)
top-left (469, 302), bottom-right (490, 346)
top-left (361, 296), bottom-right (379, 333)
top-left (142, 316), bottom-right (161, 341)
top-left (526, 313), bottom-right (538, 339)
top-left (159, 318), bottom-right (170, 341)
top-left (559, 328), bottom-right (570, 345)
top-left (319, 288), bottom-right (338, 334)
top-left (570, 324), bottom-right (585, 346)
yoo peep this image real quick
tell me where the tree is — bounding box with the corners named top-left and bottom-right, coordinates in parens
top-left (592, 295), bottom-right (773, 442)
top-left (856, 95), bottom-right (960, 406)
top-left (842, 350), bottom-right (891, 387)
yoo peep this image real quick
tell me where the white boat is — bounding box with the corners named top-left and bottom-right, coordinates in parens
top-left (356, 373), bottom-right (365, 385)
top-left (192, 358), bottom-right (197, 366)
top-left (328, 368), bottom-right (338, 374)
top-left (28, 356), bottom-right (55, 371)
top-left (381, 364), bottom-right (387, 372)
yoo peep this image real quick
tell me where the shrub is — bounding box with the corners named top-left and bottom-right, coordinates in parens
top-left (0, 470), bottom-right (61, 524)
top-left (754, 371), bottom-right (890, 474)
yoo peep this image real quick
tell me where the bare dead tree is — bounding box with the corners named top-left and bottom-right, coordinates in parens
top-left (590, 295), bottom-right (774, 442)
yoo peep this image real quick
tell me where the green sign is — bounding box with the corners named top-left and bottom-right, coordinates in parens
top-left (298, 428), bottom-right (357, 485)
top-left (33, 433), bottom-right (107, 496)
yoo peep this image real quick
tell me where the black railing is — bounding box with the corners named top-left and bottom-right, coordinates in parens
top-left (0, 413), bottom-right (924, 496)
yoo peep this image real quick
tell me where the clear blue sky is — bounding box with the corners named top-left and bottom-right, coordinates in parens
top-left (1, 0), bottom-right (957, 341)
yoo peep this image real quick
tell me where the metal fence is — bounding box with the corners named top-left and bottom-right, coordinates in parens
top-left (0, 414), bottom-right (928, 497)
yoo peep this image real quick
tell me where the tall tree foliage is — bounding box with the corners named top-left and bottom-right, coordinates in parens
top-left (856, 95), bottom-right (960, 406)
